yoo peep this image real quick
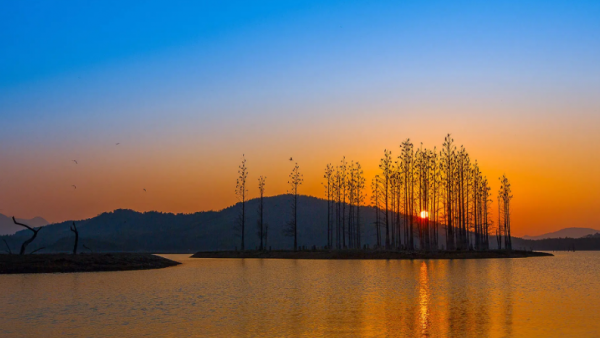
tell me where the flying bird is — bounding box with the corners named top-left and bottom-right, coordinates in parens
top-left (72, 185), bottom-right (77, 189)
top-left (143, 188), bottom-right (146, 192)
top-left (116, 143), bottom-right (120, 146)
top-left (73, 160), bottom-right (78, 164)
top-left (289, 157), bottom-right (293, 161)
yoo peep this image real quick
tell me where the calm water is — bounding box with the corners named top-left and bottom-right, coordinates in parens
top-left (1, 252), bottom-right (599, 337)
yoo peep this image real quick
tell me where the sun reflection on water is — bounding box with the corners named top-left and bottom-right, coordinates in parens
top-left (419, 261), bottom-right (430, 336)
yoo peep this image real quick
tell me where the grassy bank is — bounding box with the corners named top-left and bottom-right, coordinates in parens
top-left (191, 250), bottom-right (553, 260)
top-left (0, 253), bottom-right (181, 274)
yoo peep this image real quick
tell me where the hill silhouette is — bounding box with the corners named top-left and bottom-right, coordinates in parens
top-left (2, 195), bottom-right (378, 253)
top-left (521, 227), bottom-right (600, 240)
top-left (2, 194), bottom-right (595, 253)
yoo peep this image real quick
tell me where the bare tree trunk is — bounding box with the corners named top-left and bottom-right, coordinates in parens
top-left (12, 217), bottom-right (42, 255)
top-left (70, 222), bottom-right (79, 255)
top-left (294, 192), bottom-right (298, 251)
top-left (235, 155), bottom-right (248, 252)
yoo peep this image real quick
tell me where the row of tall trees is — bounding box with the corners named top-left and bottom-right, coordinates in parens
top-left (323, 158), bottom-right (366, 249)
top-left (234, 134), bottom-right (513, 252)
top-left (369, 135), bottom-right (506, 251)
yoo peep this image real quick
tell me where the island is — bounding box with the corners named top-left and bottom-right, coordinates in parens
top-left (0, 253), bottom-right (181, 274)
top-left (191, 250), bottom-right (553, 260)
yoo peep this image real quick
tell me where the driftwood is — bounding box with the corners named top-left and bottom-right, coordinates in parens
top-left (12, 217), bottom-right (43, 255)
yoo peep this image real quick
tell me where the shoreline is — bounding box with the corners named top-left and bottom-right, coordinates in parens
top-left (191, 250), bottom-right (553, 260)
top-left (0, 253), bottom-right (181, 274)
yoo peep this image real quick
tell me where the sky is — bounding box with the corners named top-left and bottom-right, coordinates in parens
top-left (1, 0), bottom-right (599, 236)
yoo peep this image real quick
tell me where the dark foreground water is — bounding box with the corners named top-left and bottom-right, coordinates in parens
top-left (1, 252), bottom-right (599, 337)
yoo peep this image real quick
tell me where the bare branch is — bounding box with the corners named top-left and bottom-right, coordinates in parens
top-left (13, 217), bottom-right (42, 255)
top-left (29, 247), bottom-right (45, 254)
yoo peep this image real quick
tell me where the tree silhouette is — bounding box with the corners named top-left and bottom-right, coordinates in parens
top-left (441, 134), bottom-right (456, 251)
top-left (431, 147), bottom-right (441, 250)
top-left (371, 175), bottom-right (383, 248)
top-left (323, 164), bottom-right (334, 249)
top-left (339, 157), bottom-right (347, 248)
top-left (334, 165), bottom-right (342, 249)
top-left (348, 161), bottom-right (356, 248)
top-left (12, 217), bottom-right (43, 255)
top-left (499, 174), bottom-right (513, 250)
top-left (379, 150), bottom-right (393, 249)
top-left (70, 222), bottom-right (79, 255)
top-left (257, 176), bottom-right (266, 251)
top-left (235, 155), bottom-right (248, 251)
top-left (400, 140), bottom-right (415, 250)
top-left (285, 162), bottom-right (303, 251)
top-left (354, 162), bottom-right (365, 249)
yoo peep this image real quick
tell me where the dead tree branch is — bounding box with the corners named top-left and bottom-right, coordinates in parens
top-left (70, 222), bottom-right (79, 255)
top-left (12, 216), bottom-right (43, 255)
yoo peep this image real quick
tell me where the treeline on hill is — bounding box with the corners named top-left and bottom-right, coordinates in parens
top-left (235, 134), bottom-right (514, 252)
top-left (516, 234), bottom-right (600, 251)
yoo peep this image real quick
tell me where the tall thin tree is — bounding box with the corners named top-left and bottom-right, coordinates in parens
top-left (371, 175), bottom-right (382, 248)
top-left (441, 134), bottom-right (456, 251)
top-left (499, 174), bottom-right (513, 250)
top-left (285, 163), bottom-right (303, 251)
top-left (70, 222), bottom-right (79, 255)
top-left (235, 155), bottom-right (248, 251)
top-left (257, 176), bottom-right (266, 251)
top-left (323, 164), bottom-right (334, 249)
top-left (379, 150), bottom-right (393, 249)
top-left (355, 162), bottom-right (365, 249)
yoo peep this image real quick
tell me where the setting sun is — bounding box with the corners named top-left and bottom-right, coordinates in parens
top-left (420, 211), bottom-right (429, 219)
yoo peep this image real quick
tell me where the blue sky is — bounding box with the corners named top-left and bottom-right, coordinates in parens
top-left (3, 0), bottom-right (599, 87)
top-left (2, 0), bottom-right (599, 142)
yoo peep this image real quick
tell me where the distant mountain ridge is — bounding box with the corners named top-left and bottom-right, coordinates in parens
top-left (0, 214), bottom-right (49, 236)
top-left (522, 227), bottom-right (600, 240)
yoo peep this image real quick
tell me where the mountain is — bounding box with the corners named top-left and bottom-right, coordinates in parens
top-left (0, 214), bottom-right (49, 236)
top-left (1, 195), bottom-right (380, 254)
top-left (521, 227), bottom-right (600, 240)
top-left (5, 194), bottom-right (596, 254)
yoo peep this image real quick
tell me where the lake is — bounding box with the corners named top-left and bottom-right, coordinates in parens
top-left (1, 252), bottom-right (598, 337)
